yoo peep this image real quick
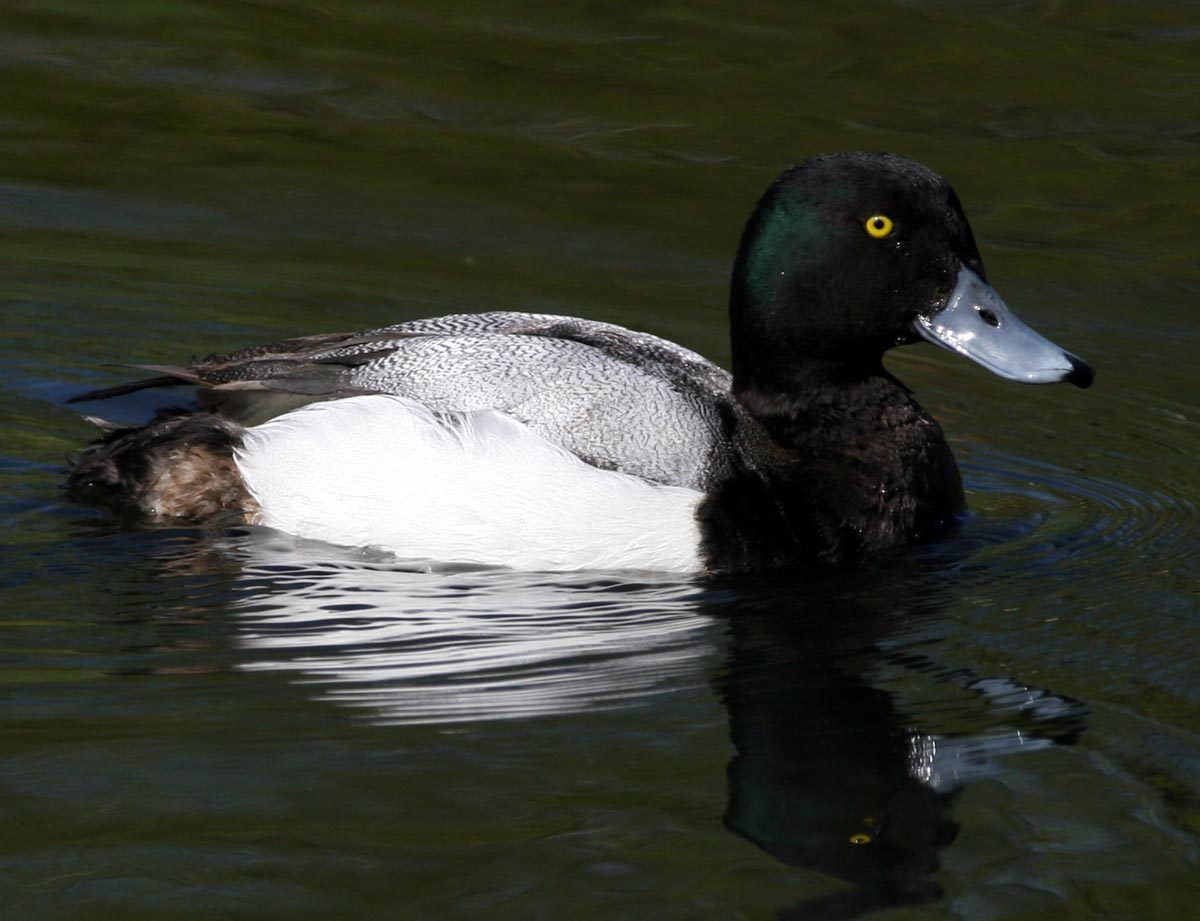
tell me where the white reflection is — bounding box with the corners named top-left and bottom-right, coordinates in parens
top-left (222, 531), bottom-right (718, 725)
top-left (902, 676), bottom-right (1079, 792)
top-left (905, 727), bottom-right (1055, 793)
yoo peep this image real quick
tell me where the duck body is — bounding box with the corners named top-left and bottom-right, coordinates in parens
top-left (68, 153), bottom-right (1092, 574)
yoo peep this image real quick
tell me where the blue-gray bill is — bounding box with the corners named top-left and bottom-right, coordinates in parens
top-left (914, 267), bottom-right (1094, 388)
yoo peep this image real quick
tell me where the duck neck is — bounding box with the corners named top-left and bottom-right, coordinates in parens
top-left (731, 355), bottom-right (901, 452)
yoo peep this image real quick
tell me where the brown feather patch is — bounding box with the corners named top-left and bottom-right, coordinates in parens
top-left (142, 443), bottom-right (260, 523)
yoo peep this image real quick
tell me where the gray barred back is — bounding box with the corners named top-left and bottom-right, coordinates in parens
top-left (327, 313), bottom-right (735, 489)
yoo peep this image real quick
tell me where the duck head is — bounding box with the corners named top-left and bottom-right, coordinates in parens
top-left (729, 152), bottom-right (1093, 395)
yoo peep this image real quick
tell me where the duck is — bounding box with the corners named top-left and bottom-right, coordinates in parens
top-left (67, 152), bottom-right (1093, 574)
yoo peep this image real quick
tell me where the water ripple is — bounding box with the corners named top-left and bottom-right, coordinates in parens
top-left (228, 536), bottom-right (717, 725)
top-left (962, 448), bottom-right (1198, 581)
top-left (951, 447), bottom-right (1200, 708)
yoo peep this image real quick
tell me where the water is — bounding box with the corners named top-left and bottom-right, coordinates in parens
top-left (3, 1), bottom-right (1200, 918)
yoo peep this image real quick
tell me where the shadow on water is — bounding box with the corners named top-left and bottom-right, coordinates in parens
top-left (77, 523), bottom-right (1090, 919)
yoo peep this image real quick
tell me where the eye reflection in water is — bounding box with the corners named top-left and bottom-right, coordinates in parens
top-left (170, 530), bottom-right (1086, 919)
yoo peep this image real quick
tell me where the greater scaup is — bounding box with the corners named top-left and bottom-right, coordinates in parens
top-left (67, 152), bottom-right (1092, 573)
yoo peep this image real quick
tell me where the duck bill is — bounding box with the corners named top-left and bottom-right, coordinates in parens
top-left (914, 266), bottom-right (1094, 388)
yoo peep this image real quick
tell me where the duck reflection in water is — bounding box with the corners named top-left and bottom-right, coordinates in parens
top-left (714, 565), bottom-right (1085, 919)
top-left (118, 532), bottom-right (1086, 919)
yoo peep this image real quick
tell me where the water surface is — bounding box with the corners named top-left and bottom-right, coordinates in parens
top-left (3, 2), bottom-right (1199, 918)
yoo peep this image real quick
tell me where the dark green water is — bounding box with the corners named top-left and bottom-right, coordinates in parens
top-left (3, 2), bottom-right (1199, 918)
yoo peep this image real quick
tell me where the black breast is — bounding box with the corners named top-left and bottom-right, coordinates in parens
top-left (696, 377), bottom-right (965, 573)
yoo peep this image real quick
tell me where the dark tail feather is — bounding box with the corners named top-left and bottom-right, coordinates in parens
top-left (67, 410), bottom-right (255, 522)
top-left (66, 375), bottom-right (191, 404)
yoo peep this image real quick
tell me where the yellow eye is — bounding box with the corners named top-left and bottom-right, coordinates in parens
top-left (865, 214), bottom-right (895, 238)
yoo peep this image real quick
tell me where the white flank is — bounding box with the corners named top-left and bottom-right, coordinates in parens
top-left (235, 395), bottom-right (705, 573)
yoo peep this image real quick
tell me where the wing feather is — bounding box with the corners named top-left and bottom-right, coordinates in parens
top-left (70, 312), bottom-right (734, 488)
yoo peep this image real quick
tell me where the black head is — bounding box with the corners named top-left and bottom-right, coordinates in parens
top-left (729, 153), bottom-right (1092, 393)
